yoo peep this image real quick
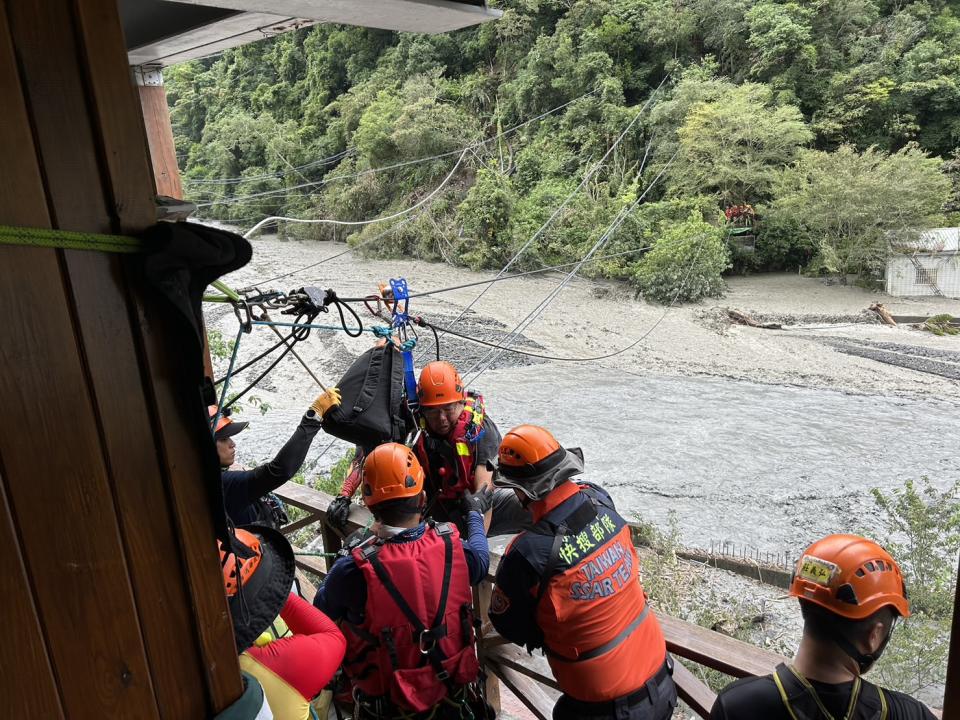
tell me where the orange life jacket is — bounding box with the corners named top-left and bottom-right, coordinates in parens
top-left (532, 484), bottom-right (667, 702)
top-left (341, 522), bottom-right (480, 713)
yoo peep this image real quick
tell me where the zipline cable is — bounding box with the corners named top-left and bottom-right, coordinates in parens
top-left (415, 231), bottom-right (711, 366)
top-left (464, 149), bottom-right (678, 380)
top-left (418, 75), bottom-right (670, 363)
top-left (193, 88), bottom-right (600, 210)
top-left (242, 149), bottom-right (469, 238)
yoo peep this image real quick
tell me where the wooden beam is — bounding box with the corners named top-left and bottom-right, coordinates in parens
top-left (485, 645), bottom-right (559, 691)
top-left (658, 614), bottom-right (788, 679)
top-left (673, 660), bottom-right (717, 718)
top-left (137, 78), bottom-right (184, 199)
top-left (487, 661), bottom-right (555, 720)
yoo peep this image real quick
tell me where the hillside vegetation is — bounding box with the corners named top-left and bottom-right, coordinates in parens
top-left (168, 0), bottom-right (960, 300)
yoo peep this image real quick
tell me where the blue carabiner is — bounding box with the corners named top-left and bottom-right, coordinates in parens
top-left (389, 277), bottom-right (410, 328)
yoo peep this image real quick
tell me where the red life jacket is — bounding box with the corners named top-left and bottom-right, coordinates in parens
top-left (414, 393), bottom-right (485, 500)
top-left (534, 486), bottom-right (667, 702)
top-left (341, 522), bottom-right (480, 713)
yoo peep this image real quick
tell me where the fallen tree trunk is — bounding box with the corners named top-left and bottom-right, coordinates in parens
top-left (728, 309), bottom-right (782, 330)
top-left (869, 303), bottom-right (897, 326)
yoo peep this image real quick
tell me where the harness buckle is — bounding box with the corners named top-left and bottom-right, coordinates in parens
top-left (419, 630), bottom-right (438, 655)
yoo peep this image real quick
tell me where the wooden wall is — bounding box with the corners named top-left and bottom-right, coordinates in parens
top-left (0, 0), bottom-right (241, 716)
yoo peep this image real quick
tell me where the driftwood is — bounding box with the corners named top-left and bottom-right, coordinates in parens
top-left (869, 303), bottom-right (898, 326)
top-left (727, 309), bottom-right (782, 330)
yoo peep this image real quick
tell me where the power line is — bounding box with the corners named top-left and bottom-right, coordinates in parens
top-left (422, 75), bottom-right (670, 363)
top-left (464, 148), bottom-right (678, 380)
top-left (184, 149), bottom-right (354, 186)
top-left (191, 88), bottom-right (599, 210)
top-left (242, 149), bottom-right (468, 238)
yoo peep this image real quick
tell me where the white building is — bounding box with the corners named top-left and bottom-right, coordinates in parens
top-left (886, 228), bottom-right (960, 298)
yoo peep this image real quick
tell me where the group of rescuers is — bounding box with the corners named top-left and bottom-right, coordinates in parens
top-left (213, 359), bottom-right (937, 720)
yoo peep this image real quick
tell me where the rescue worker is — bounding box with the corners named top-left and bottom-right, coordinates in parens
top-left (413, 360), bottom-right (529, 536)
top-left (710, 534), bottom-right (936, 720)
top-left (219, 525), bottom-right (346, 720)
top-left (214, 387), bottom-right (340, 526)
top-left (489, 424), bottom-right (677, 720)
top-left (314, 442), bottom-right (492, 719)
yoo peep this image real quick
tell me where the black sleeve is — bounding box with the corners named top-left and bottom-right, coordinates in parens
top-left (884, 690), bottom-right (937, 720)
top-left (474, 416), bottom-right (502, 464)
top-left (489, 548), bottom-right (544, 651)
top-left (238, 412), bottom-right (323, 503)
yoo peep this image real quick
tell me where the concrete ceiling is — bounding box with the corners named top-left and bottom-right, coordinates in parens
top-left (122, 0), bottom-right (500, 67)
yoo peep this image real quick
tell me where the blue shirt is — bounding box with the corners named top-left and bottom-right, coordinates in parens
top-left (314, 511), bottom-right (489, 623)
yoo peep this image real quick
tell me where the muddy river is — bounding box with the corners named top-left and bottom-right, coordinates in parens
top-left (234, 360), bottom-right (959, 554)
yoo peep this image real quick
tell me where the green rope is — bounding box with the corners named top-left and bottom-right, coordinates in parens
top-left (0, 224), bottom-right (142, 253)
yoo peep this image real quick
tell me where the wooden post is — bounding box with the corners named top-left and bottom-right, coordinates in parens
top-left (942, 555), bottom-right (960, 717)
top-left (475, 581), bottom-right (502, 715)
top-left (135, 66), bottom-right (184, 199)
top-left (0, 0), bottom-right (242, 715)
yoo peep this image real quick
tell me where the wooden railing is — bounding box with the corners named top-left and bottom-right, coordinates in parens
top-left (275, 482), bottom-right (789, 719)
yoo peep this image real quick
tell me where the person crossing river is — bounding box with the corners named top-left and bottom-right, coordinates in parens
top-left (412, 360), bottom-right (530, 536)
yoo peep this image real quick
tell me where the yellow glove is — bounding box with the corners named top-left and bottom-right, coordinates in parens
top-left (310, 387), bottom-right (341, 417)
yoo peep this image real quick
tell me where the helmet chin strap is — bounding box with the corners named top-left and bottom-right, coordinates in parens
top-left (832, 623), bottom-right (894, 675)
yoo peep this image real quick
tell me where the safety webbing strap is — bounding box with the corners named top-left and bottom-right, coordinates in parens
top-left (0, 225), bottom-right (143, 253)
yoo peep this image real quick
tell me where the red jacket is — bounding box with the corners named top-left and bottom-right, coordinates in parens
top-left (241, 593), bottom-right (346, 720)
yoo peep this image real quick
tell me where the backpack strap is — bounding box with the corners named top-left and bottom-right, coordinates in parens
top-left (773, 664), bottom-right (876, 720)
top-left (534, 500), bottom-right (599, 604)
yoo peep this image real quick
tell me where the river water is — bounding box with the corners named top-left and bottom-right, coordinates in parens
top-left (237, 360), bottom-right (959, 554)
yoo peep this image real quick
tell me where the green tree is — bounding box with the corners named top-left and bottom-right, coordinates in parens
top-left (767, 144), bottom-right (949, 278)
top-left (669, 82), bottom-right (813, 206)
top-left (632, 211), bottom-right (730, 302)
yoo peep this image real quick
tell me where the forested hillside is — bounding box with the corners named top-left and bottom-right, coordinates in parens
top-left (168, 0), bottom-right (960, 300)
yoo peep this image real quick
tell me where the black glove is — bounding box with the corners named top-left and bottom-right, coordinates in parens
top-left (459, 485), bottom-right (493, 516)
top-left (327, 495), bottom-right (352, 531)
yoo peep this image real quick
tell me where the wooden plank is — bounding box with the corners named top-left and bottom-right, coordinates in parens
top-left (17, 0), bottom-right (212, 714)
top-left (281, 511), bottom-right (323, 535)
top-left (138, 83), bottom-right (184, 199)
top-left (5, 0), bottom-right (111, 232)
top-left (0, 475), bottom-right (65, 718)
top-left (71, 0), bottom-right (157, 228)
top-left (0, 2), bottom-right (162, 715)
top-left (0, 246), bottom-right (159, 717)
top-left (295, 569), bottom-right (318, 605)
top-left (658, 614), bottom-right (787, 678)
top-left (0, 4), bottom-right (47, 225)
top-left (487, 661), bottom-right (555, 720)
top-left (485, 645), bottom-right (559, 691)
top-left (673, 660), bottom-right (717, 718)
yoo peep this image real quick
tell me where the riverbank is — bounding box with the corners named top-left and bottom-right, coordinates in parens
top-left (213, 236), bottom-right (960, 399)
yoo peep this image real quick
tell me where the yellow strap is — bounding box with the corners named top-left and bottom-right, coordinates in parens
top-left (773, 671), bottom-right (802, 720)
top-left (0, 224), bottom-right (142, 253)
top-left (878, 686), bottom-right (888, 720)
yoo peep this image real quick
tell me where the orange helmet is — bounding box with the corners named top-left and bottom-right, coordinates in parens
top-left (495, 425), bottom-right (583, 500)
top-left (361, 443), bottom-right (425, 507)
top-left (417, 361), bottom-right (466, 407)
top-left (790, 534), bottom-right (910, 620)
top-left (209, 405), bottom-right (248, 440)
top-left (218, 528), bottom-right (263, 597)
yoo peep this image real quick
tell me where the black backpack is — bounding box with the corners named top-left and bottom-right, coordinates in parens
top-left (321, 344), bottom-right (412, 450)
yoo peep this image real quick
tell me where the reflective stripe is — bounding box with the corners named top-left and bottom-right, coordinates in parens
top-left (546, 603), bottom-right (650, 663)
top-left (455, 442), bottom-right (471, 457)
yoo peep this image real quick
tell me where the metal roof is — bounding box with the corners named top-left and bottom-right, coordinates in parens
top-left (122, 0), bottom-right (501, 67)
top-left (891, 227), bottom-right (960, 255)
